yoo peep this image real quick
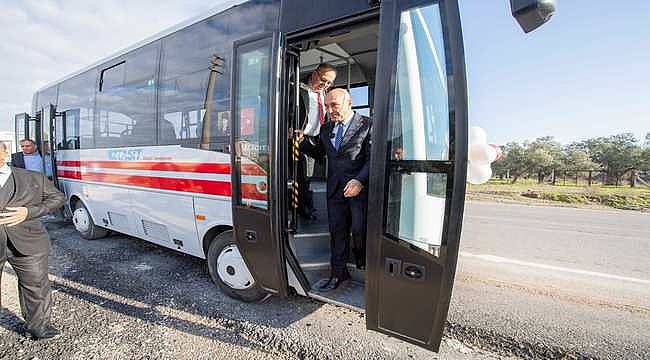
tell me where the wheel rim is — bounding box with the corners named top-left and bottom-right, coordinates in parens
top-left (73, 207), bottom-right (91, 233)
top-left (216, 245), bottom-right (255, 290)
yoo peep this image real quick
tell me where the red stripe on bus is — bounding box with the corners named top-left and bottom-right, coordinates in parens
top-left (56, 160), bottom-right (266, 176)
top-left (57, 170), bottom-right (267, 201)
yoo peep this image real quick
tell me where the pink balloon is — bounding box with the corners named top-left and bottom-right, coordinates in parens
top-left (488, 144), bottom-right (503, 161)
top-left (469, 143), bottom-right (497, 165)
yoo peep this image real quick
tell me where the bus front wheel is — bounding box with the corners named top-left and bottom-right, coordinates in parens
top-left (207, 231), bottom-right (266, 302)
top-left (73, 202), bottom-right (110, 240)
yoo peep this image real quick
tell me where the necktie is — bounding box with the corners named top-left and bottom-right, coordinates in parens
top-left (317, 92), bottom-right (325, 125)
top-left (334, 123), bottom-right (344, 150)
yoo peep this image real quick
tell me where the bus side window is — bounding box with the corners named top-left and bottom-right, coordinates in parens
top-left (58, 70), bottom-right (96, 149)
top-left (350, 85), bottom-right (370, 117)
top-left (158, 15), bottom-right (231, 149)
top-left (96, 42), bottom-right (159, 148)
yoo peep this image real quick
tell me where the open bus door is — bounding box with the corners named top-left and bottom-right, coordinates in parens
top-left (14, 113), bottom-right (29, 151)
top-left (40, 105), bottom-right (63, 190)
top-left (365, 0), bottom-right (467, 351)
top-left (14, 111), bottom-right (41, 153)
top-left (230, 32), bottom-right (289, 296)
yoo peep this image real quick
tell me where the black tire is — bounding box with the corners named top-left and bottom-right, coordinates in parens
top-left (207, 230), bottom-right (267, 302)
top-left (72, 201), bottom-right (110, 240)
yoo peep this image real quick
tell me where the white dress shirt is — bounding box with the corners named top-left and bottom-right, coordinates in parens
top-left (301, 83), bottom-right (325, 137)
top-left (0, 164), bottom-right (12, 187)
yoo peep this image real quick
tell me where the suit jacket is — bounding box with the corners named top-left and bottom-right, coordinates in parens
top-left (10, 152), bottom-right (25, 169)
top-left (0, 167), bottom-right (65, 258)
top-left (301, 112), bottom-right (372, 198)
top-left (298, 87), bottom-right (309, 129)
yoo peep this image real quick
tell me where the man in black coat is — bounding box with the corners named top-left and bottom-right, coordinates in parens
top-left (295, 63), bottom-right (337, 219)
top-left (0, 142), bottom-right (65, 339)
top-left (296, 88), bottom-right (371, 291)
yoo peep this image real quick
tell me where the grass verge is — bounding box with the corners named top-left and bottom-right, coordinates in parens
top-left (467, 179), bottom-right (650, 211)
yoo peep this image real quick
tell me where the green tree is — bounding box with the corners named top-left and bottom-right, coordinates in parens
top-left (499, 142), bottom-right (528, 183)
top-left (562, 144), bottom-right (599, 170)
top-left (526, 136), bottom-right (562, 183)
top-left (641, 148), bottom-right (650, 169)
top-left (582, 133), bottom-right (643, 186)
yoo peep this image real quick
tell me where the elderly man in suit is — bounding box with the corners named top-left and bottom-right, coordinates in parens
top-left (0, 142), bottom-right (64, 339)
top-left (296, 88), bottom-right (371, 291)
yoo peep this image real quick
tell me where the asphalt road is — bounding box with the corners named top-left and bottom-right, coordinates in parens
top-left (451, 202), bottom-right (650, 359)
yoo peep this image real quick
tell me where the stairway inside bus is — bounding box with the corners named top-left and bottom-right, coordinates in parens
top-left (289, 179), bottom-right (365, 311)
top-left (286, 18), bottom-right (379, 311)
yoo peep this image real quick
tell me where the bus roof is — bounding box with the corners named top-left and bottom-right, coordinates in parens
top-left (36, 0), bottom-right (248, 93)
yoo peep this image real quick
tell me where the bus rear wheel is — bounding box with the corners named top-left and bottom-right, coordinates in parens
top-left (207, 231), bottom-right (266, 302)
top-left (73, 202), bottom-right (110, 240)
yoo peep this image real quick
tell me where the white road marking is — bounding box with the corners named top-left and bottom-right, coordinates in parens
top-left (460, 252), bottom-right (650, 285)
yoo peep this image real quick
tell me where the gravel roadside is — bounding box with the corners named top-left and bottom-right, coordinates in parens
top-left (0, 221), bottom-right (507, 360)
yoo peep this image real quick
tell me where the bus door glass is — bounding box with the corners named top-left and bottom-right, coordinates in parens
top-left (27, 112), bottom-right (41, 148)
top-left (14, 113), bottom-right (30, 153)
top-left (41, 105), bottom-right (57, 183)
top-left (366, 0), bottom-right (467, 352)
top-left (231, 33), bottom-right (288, 296)
top-left (284, 46), bottom-right (300, 231)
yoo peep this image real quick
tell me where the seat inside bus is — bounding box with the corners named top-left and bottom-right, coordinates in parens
top-left (287, 20), bottom-right (378, 305)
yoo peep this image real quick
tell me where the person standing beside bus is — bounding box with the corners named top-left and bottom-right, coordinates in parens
top-left (296, 63), bottom-right (337, 220)
top-left (0, 142), bottom-right (64, 339)
top-left (296, 88), bottom-right (371, 291)
top-left (10, 139), bottom-right (52, 178)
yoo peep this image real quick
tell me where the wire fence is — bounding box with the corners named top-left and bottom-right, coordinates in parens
top-left (497, 169), bottom-right (650, 188)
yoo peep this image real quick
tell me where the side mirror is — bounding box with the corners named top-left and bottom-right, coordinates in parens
top-left (510, 0), bottom-right (556, 33)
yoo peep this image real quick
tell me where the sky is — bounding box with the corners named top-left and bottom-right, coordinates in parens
top-left (460, 1), bottom-right (650, 145)
top-left (1, 0), bottom-right (648, 146)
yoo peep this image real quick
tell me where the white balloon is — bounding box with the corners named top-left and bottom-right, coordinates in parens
top-left (467, 163), bottom-right (492, 184)
top-left (469, 126), bottom-right (487, 145)
top-left (469, 143), bottom-right (497, 165)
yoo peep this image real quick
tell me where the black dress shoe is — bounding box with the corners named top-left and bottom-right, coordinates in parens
top-left (318, 272), bottom-right (350, 292)
top-left (28, 325), bottom-right (60, 340)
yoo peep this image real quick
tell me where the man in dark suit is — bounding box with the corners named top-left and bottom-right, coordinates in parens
top-left (295, 63), bottom-right (337, 219)
top-left (11, 139), bottom-right (52, 178)
top-left (0, 142), bottom-right (65, 339)
top-left (296, 88), bottom-right (371, 291)
top-left (11, 139), bottom-right (35, 170)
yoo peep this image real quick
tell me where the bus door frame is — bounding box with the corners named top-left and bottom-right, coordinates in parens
top-left (280, 43), bottom-right (313, 295)
top-left (14, 111), bottom-right (42, 153)
top-left (41, 104), bottom-right (63, 190)
top-left (365, 0), bottom-right (468, 352)
top-left (280, 7), bottom-right (382, 297)
top-left (230, 32), bottom-right (290, 297)
top-left (14, 113), bottom-right (29, 151)
top-left (284, 45), bottom-right (301, 233)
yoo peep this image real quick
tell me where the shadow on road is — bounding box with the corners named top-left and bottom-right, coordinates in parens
top-left (4, 221), bottom-right (327, 352)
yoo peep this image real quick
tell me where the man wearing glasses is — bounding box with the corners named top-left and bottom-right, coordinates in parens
top-left (296, 63), bottom-right (337, 220)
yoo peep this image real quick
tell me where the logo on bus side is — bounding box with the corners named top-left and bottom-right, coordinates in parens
top-left (108, 149), bottom-right (144, 161)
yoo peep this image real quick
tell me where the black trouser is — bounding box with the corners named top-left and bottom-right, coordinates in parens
top-left (327, 188), bottom-right (367, 277)
top-left (0, 241), bottom-right (51, 333)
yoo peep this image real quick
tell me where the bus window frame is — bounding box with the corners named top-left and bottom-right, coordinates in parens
top-left (99, 61), bottom-right (126, 92)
